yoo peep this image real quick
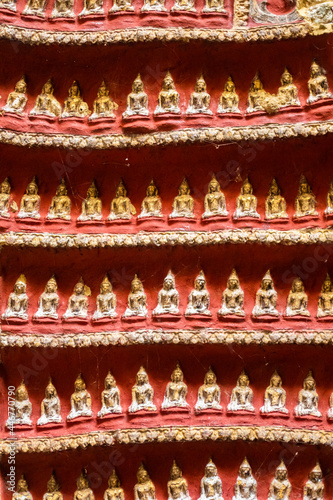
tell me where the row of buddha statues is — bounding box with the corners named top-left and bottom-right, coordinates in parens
top-left (6, 369), bottom-right (331, 427)
top-left (0, 175), bottom-right (331, 223)
top-left (0, 62), bottom-right (331, 121)
top-left (3, 271), bottom-right (333, 322)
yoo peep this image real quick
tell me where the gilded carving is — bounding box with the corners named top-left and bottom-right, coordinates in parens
top-left (234, 178), bottom-right (259, 219)
top-left (18, 177), bottom-right (40, 219)
top-left (104, 471), bottom-right (125, 500)
top-left (295, 371), bottom-right (321, 418)
top-left (268, 462), bottom-right (291, 500)
top-left (78, 181), bottom-right (102, 222)
top-left (30, 80), bottom-right (62, 118)
top-left (73, 471), bottom-right (95, 500)
top-left (232, 459), bottom-right (257, 500)
top-left (153, 270), bottom-right (179, 316)
top-left (22, 0), bottom-right (46, 17)
top-left (247, 74), bottom-right (266, 113)
top-left (13, 476), bottom-right (33, 500)
top-left (260, 371), bottom-right (288, 414)
top-left (98, 372), bottom-right (122, 417)
top-left (265, 178), bottom-right (288, 220)
top-left (43, 473), bottom-right (63, 500)
top-left (109, 0), bottom-right (133, 13)
top-left (134, 465), bottom-right (156, 500)
top-left (170, 178), bottom-right (194, 219)
top-left (167, 462), bottom-right (191, 500)
top-left (317, 274), bottom-right (333, 318)
top-left (63, 278), bottom-right (90, 321)
top-left (90, 81), bottom-right (118, 120)
top-left (3, 274), bottom-right (28, 321)
top-left (162, 363), bottom-right (189, 410)
top-left (67, 374), bottom-right (93, 420)
top-left (141, 0), bottom-right (166, 13)
top-left (79, 0), bottom-right (104, 16)
top-left (303, 463), bottom-right (324, 500)
top-left (186, 76), bottom-right (212, 115)
top-left (47, 179), bottom-right (71, 221)
top-left (203, 175), bottom-right (228, 219)
top-left (123, 75), bottom-right (148, 118)
top-left (325, 180), bottom-right (333, 216)
top-left (294, 175), bottom-right (317, 219)
top-left (109, 180), bottom-right (136, 221)
top-left (34, 276), bottom-right (59, 320)
top-left (123, 275), bottom-right (147, 318)
top-left (199, 460), bottom-right (223, 500)
top-left (185, 271), bottom-right (211, 316)
top-left (155, 72), bottom-right (180, 115)
top-left (129, 367), bottom-right (156, 413)
top-left (228, 372), bottom-right (254, 412)
top-left (277, 69), bottom-right (300, 108)
top-left (285, 278), bottom-right (310, 317)
top-left (138, 180), bottom-right (162, 219)
top-left (0, 177), bottom-right (17, 218)
top-left (2, 77), bottom-right (27, 115)
top-left (37, 379), bottom-right (62, 426)
top-left (51, 0), bottom-right (74, 19)
top-left (62, 81), bottom-right (90, 118)
top-left (252, 270), bottom-right (279, 318)
top-left (7, 381), bottom-right (32, 427)
top-left (219, 269), bottom-right (245, 317)
top-left (307, 61), bottom-right (333, 104)
top-left (217, 77), bottom-right (240, 114)
top-left (195, 368), bottom-right (221, 412)
top-left (93, 275), bottom-right (117, 321)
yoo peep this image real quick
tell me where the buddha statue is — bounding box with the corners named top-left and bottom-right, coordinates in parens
top-left (295, 371), bottom-right (321, 417)
top-left (51, 0), bottom-right (74, 17)
top-left (141, 0), bottom-right (166, 13)
top-left (328, 392), bottom-right (333, 419)
top-left (109, 180), bottom-right (136, 221)
top-left (186, 76), bottom-right (212, 115)
top-left (62, 81), bottom-right (90, 118)
top-left (185, 271), bottom-right (211, 316)
top-left (232, 459), bottom-right (257, 500)
top-left (162, 363), bottom-right (189, 410)
top-left (73, 471), bottom-right (94, 500)
top-left (325, 180), bottom-right (333, 215)
top-left (22, 0), bottom-right (46, 17)
top-left (198, 460), bottom-right (223, 500)
top-left (47, 179), bottom-right (71, 221)
top-left (252, 270), bottom-right (279, 317)
top-left (265, 178), bottom-right (288, 220)
top-left (3, 275), bottom-right (28, 321)
top-left (78, 181), bottom-right (102, 222)
top-left (104, 471), bottom-right (125, 500)
top-left (285, 278), bottom-right (310, 317)
top-left (110, 0), bottom-right (133, 13)
top-left (171, 0), bottom-right (195, 11)
top-left (217, 77), bottom-right (240, 114)
top-left (79, 0), bottom-right (103, 16)
top-left (219, 269), bottom-right (245, 317)
top-left (34, 276), bottom-right (59, 320)
top-left (268, 462), bottom-right (291, 500)
top-left (43, 473), bottom-right (63, 500)
top-left (123, 74), bottom-right (148, 118)
top-left (13, 476), bottom-right (33, 500)
top-left (153, 270), bottom-right (179, 316)
top-left (167, 462), bottom-right (191, 500)
top-left (303, 463), bottom-right (324, 500)
top-left (30, 79), bottom-right (62, 118)
top-left (195, 367), bottom-right (221, 411)
top-left (277, 69), bottom-right (300, 108)
top-left (0, 177), bottom-right (17, 218)
top-left (260, 371), bottom-right (288, 414)
top-left (227, 371), bottom-right (254, 412)
top-left (138, 180), bottom-right (162, 219)
top-left (18, 177), bottom-right (40, 219)
top-left (129, 366), bottom-right (156, 412)
top-left (90, 81), bottom-right (118, 120)
top-left (294, 176), bottom-right (317, 218)
top-left (98, 371), bottom-right (122, 417)
top-left (63, 278), bottom-right (90, 320)
top-left (203, 174), bottom-right (228, 219)
top-left (93, 275), bottom-right (117, 320)
top-left (123, 275), bottom-right (147, 318)
top-left (307, 60), bottom-right (333, 104)
top-left (37, 379), bottom-right (62, 425)
top-left (3, 77), bottom-right (27, 115)
top-left (7, 381), bottom-right (32, 426)
top-left (155, 72), bottom-right (180, 115)
top-left (134, 464), bottom-right (156, 500)
top-left (170, 178), bottom-right (194, 219)
top-left (247, 74), bottom-right (266, 113)
top-left (67, 374), bottom-right (93, 420)
top-left (317, 274), bottom-right (333, 318)
top-left (234, 178), bottom-right (259, 219)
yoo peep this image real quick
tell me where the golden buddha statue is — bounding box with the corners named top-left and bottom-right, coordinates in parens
top-left (62, 81), bottom-right (90, 118)
top-left (138, 180), bottom-right (162, 219)
top-left (129, 366), bottom-right (156, 412)
top-left (30, 80), bottom-right (62, 118)
top-left (134, 464), bottom-right (156, 500)
top-left (203, 174), bottom-right (228, 219)
top-left (153, 270), bottom-right (179, 316)
top-left (268, 462), bottom-right (291, 500)
top-left (185, 271), bottom-right (211, 316)
top-left (217, 77), bottom-right (240, 114)
top-left (110, 0), bottom-right (133, 12)
top-left (3, 77), bottom-right (27, 115)
top-left (234, 178), bottom-right (259, 219)
top-left (79, 0), bottom-right (103, 16)
top-left (104, 471), bottom-right (125, 500)
top-left (7, 381), bottom-right (32, 427)
top-left (37, 379), bottom-right (62, 426)
top-left (162, 363), bottom-right (189, 410)
top-left (78, 181), bottom-right (102, 222)
top-left (47, 179), bottom-right (71, 221)
top-left (198, 460), bottom-right (223, 500)
top-left (13, 476), bottom-right (33, 500)
top-left (265, 178), bottom-right (288, 220)
top-left (51, 0), bottom-right (74, 17)
top-left (294, 176), bottom-right (317, 218)
top-left (307, 60), bottom-right (333, 104)
top-left (285, 278), bottom-right (310, 317)
top-left (3, 275), bottom-right (28, 321)
top-left (195, 367), bottom-right (221, 411)
top-left (63, 278), bottom-right (90, 320)
top-left (219, 269), bottom-right (245, 317)
top-left (123, 275), bottom-right (147, 318)
top-left (155, 72), bottom-right (180, 115)
top-left (227, 371), bottom-right (254, 412)
top-left (260, 371), bottom-right (288, 414)
top-left (34, 276), bottom-right (60, 320)
top-left (295, 371), bottom-right (321, 417)
top-left (22, 0), bottom-right (46, 17)
top-left (18, 177), bottom-right (40, 219)
top-left (67, 374), bottom-right (93, 420)
top-left (328, 393), bottom-right (333, 419)
top-left (247, 74), bottom-right (266, 113)
top-left (277, 69), bottom-right (300, 108)
top-left (98, 372), bottom-right (122, 417)
top-left (90, 81), bottom-right (118, 120)
top-left (0, 177), bottom-right (17, 218)
top-left (171, 0), bottom-right (195, 11)
top-left (141, 0), bottom-right (166, 13)
top-left (167, 462), bottom-right (191, 500)
top-left (325, 179), bottom-right (333, 215)
top-left (317, 274), bottom-right (333, 318)
top-left (93, 275), bottom-right (117, 321)
top-left (252, 270), bottom-right (279, 317)
top-left (43, 473), bottom-right (63, 500)
top-left (232, 459), bottom-right (257, 500)
top-left (186, 76), bottom-right (212, 115)
top-left (109, 180), bottom-right (136, 221)
top-left (303, 463), bottom-right (324, 500)
top-left (73, 471), bottom-right (94, 500)
top-left (170, 178), bottom-right (194, 219)
top-left (123, 74), bottom-right (148, 118)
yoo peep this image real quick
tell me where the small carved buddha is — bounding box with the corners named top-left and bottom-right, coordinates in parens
top-left (7, 381), bottom-right (32, 426)
top-left (34, 276), bottom-right (59, 320)
top-left (252, 270), bottom-right (279, 317)
top-left (167, 462), bottom-right (191, 500)
top-left (37, 379), bottom-right (62, 425)
top-left (247, 74), bottom-right (266, 113)
top-left (307, 60), bottom-right (333, 104)
top-left (109, 180), bottom-right (136, 221)
top-left (3, 275), bottom-right (29, 321)
top-left (104, 471), bottom-right (125, 500)
top-left (162, 363), bottom-right (189, 410)
top-left (268, 462), bottom-right (291, 500)
top-left (63, 278), bottom-right (90, 320)
top-left (141, 0), bottom-right (166, 13)
top-left (129, 366), bottom-right (156, 412)
top-left (285, 278), bottom-right (310, 317)
top-left (110, 0), bottom-right (133, 12)
top-left (277, 68), bottom-right (300, 108)
top-left (303, 463), bottom-right (324, 500)
top-left (47, 179), bottom-right (71, 221)
top-left (203, 174), bottom-right (228, 219)
top-left (260, 371), bottom-right (288, 414)
top-left (93, 275), bottom-right (117, 321)
top-left (0, 177), bottom-right (17, 218)
top-left (227, 371), bottom-right (254, 412)
top-left (295, 371), bottom-right (321, 418)
top-left (79, 0), bottom-right (103, 16)
top-left (219, 269), bottom-right (245, 317)
top-left (153, 270), bottom-right (179, 316)
top-left (67, 374), bottom-right (92, 420)
top-left (265, 178), bottom-right (288, 220)
top-left (232, 459), bottom-right (257, 500)
top-left (185, 271), bottom-right (211, 316)
top-left (123, 275), bottom-right (147, 318)
top-left (51, 0), bottom-right (74, 17)
top-left (18, 177), bottom-right (40, 219)
top-left (195, 367), bottom-right (221, 411)
top-left (13, 476), bottom-right (33, 500)
top-left (155, 72), bottom-right (180, 115)
top-left (138, 180), bottom-right (162, 219)
top-left (30, 80), bottom-right (62, 118)
top-left (73, 471), bottom-right (94, 500)
top-left (328, 390), bottom-right (333, 418)
top-left (90, 81), bottom-right (118, 120)
top-left (134, 465), bottom-right (156, 500)
top-left (43, 473), bottom-right (63, 500)
top-left (217, 77), bottom-right (240, 114)
top-left (186, 76), bottom-right (212, 115)
top-left (171, 0), bottom-right (195, 11)
top-left (294, 176), bottom-right (317, 219)
top-left (317, 274), bottom-right (333, 318)
top-left (23, 0), bottom-right (46, 17)
top-left (3, 77), bottom-right (27, 115)
top-left (234, 178), bottom-right (259, 219)
top-left (170, 178), bottom-right (194, 219)
top-left (325, 180), bottom-right (333, 215)
top-left (123, 74), bottom-right (148, 118)
top-left (199, 460), bottom-right (223, 500)
top-left (98, 372), bottom-right (122, 417)
top-left (77, 181), bottom-right (102, 222)
top-left (62, 81), bottom-right (90, 118)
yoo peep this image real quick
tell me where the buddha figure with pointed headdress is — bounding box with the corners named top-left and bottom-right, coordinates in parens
top-left (109, 180), bottom-right (136, 221)
top-left (233, 459), bottom-right (257, 500)
top-left (265, 179), bottom-right (288, 220)
top-left (7, 381), bottom-right (32, 427)
top-left (167, 462), bottom-right (191, 500)
top-left (187, 76), bottom-right (212, 115)
top-left (134, 464), bottom-right (156, 500)
top-left (218, 77), bottom-right (240, 114)
top-left (268, 462), bottom-right (291, 500)
top-left (78, 181), bottom-right (102, 222)
top-left (195, 367), bottom-right (221, 411)
top-left (18, 177), bottom-right (40, 219)
top-left (34, 276), bottom-right (59, 320)
top-left (295, 371), bottom-right (321, 417)
top-left (294, 176), bottom-right (317, 219)
top-left (3, 275), bottom-right (28, 321)
top-left (104, 470), bottom-right (125, 500)
top-left (123, 74), bottom-right (148, 117)
top-left (129, 367), bottom-right (156, 412)
top-left (198, 460), bottom-right (223, 500)
top-left (162, 363), bottom-right (189, 410)
top-left (67, 374), bottom-right (92, 420)
top-left (303, 463), bottom-right (324, 500)
top-left (30, 79), bottom-right (61, 118)
top-left (170, 178), bottom-right (194, 219)
top-left (234, 178), bottom-right (259, 219)
top-left (260, 371), bottom-right (288, 414)
top-left (47, 179), bottom-right (71, 221)
top-left (139, 180), bottom-right (162, 219)
top-left (3, 77), bottom-right (27, 115)
top-left (219, 269), bottom-right (245, 317)
top-left (93, 275), bottom-right (117, 320)
top-left (252, 270), bottom-right (279, 317)
top-left (285, 278), bottom-right (310, 317)
top-left (62, 81), bottom-right (90, 118)
top-left (13, 476), bottom-right (33, 500)
top-left (203, 175), bottom-right (228, 219)
top-left (185, 271), bottom-right (211, 316)
top-left (153, 270), bottom-right (179, 316)
top-left (98, 372), bottom-right (122, 417)
top-left (155, 72), bottom-right (180, 114)
top-left (307, 61), bottom-right (333, 104)
top-left (317, 274), bottom-right (333, 318)
top-left (37, 379), bottom-right (62, 425)
top-left (90, 81), bottom-right (118, 120)
top-left (123, 275), bottom-right (147, 318)
top-left (228, 372), bottom-right (254, 412)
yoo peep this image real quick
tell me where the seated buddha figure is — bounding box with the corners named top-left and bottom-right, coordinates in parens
top-left (232, 459), bottom-right (257, 500)
top-left (93, 275), bottom-right (117, 321)
top-left (317, 274), bottom-right (333, 318)
top-left (295, 371), bottom-right (321, 418)
top-left (325, 180), bottom-right (333, 215)
top-left (78, 181), bottom-right (102, 222)
top-left (62, 81), bottom-right (90, 118)
top-left (30, 80), bottom-right (62, 118)
top-left (199, 460), bottom-right (223, 500)
top-left (90, 81), bottom-right (118, 120)
top-left (63, 278), bottom-right (90, 320)
top-left (203, 174), bottom-right (228, 219)
top-left (162, 363), bottom-right (189, 410)
top-left (3, 275), bottom-right (28, 321)
top-left (277, 68), bottom-right (300, 108)
top-left (167, 462), bottom-right (191, 500)
top-left (265, 178), bottom-right (288, 220)
top-left (23, 0), bottom-right (47, 17)
top-left (67, 374), bottom-right (92, 420)
top-left (268, 462), bottom-right (291, 500)
top-left (219, 269), bottom-right (245, 317)
top-left (13, 476), bottom-right (33, 500)
top-left (260, 371), bottom-right (288, 414)
top-left (155, 72), bottom-right (180, 115)
top-left (7, 381), bottom-right (32, 427)
top-left (123, 74), bottom-right (148, 118)
top-left (303, 463), bottom-right (324, 500)
top-left (252, 270), bottom-right (279, 318)
top-left (2, 77), bottom-right (27, 115)
top-left (0, 177), bottom-right (17, 218)
top-left (185, 271), bottom-right (211, 316)
top-left (134, 465), bottom-right (156, 500)
top-left (34, 276), bottom-right (59, 320)
top-left (247, 74), bottom-right (266, 113)
top-left (18, 177), bottom-right (40, 219)
top-left (170, 178), bottom-right (194, 219)
top-left (307, 60), bottom-right (333, 104)
top-left (109, 180), bottom-right (136, 221)
top-left (328, 392), bottom-right (333, 419)
top-left (285, 278), bottom-right (310, 317)
top-left (195, 367), bottom-right (221, 412)
top-left (171, 0), bottom-right (195, 11)
top-left (43, 473), bottom-right (63, 500)
top-left (138, 180), bottom-right (162, 219)
top-left (153, 270), bottom-right (179, 316)
top-left (37, 379), bottom-right (62, 426)
top-left (73, 471), bottom-right (94, 500)
top-left (227, 371), bottom-right (254, 412)
top-left (104, 471), bottom-right (125, 500)
top-left (51, 0), bottom-right (74, 17)
top-left (129, 367), bottom-right (156, 412)
top-left (79, 0), bottom-right (103, 16)
top-left (294, 176), bottom-right (317, 219)
top-left (141, 0), bottom-right (166, 13)
top-left (47, 179), bottom-right (71, 221)
top-left (217, 77), bottom-right (240, 114)
top-left (186, 76), bottom-right (212, 115)
top-left (234, 178), bottom-right (260, 219)
top-left (97, 372), bottom-right (122, 417)
top-left (123, 275), bottom-right (147, 318)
